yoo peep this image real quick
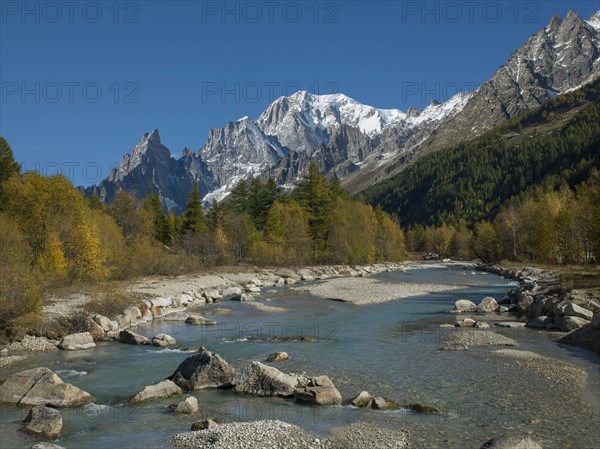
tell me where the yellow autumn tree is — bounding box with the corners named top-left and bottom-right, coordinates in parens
top-left (37, 230), bottom-right (69, 282)
top-left (70, 220), bottom-right (110, 281)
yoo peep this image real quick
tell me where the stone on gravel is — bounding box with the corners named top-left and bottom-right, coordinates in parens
top-left (152, 333), bottom-right (177, 347)
top-left (169, 348), bottom-right (236, 391)
top-left (267, 351), bottom-right (289, 362)
top-left (174, 396), bottom-right (198, 414)
top-left (58, 332), bottom-right (96, 350)
top-left (119, 330), bottom-right (150, 345)
top-left (130, 380), bottom-right (182, 403)
top-left (453, 299), bottom-right (477, 312)
top-left (480, 433), bottom-right (543, 448)
top-left (455, 318), bottom-right (477, 327)
top-left (0, 367), bottom-right (93, 407)
top-left (560, 321), bottom-right (600, 355)
top-left (294, 375), bottom-right (342, 406)
top-left (191, 419), bottom-right (218, 431)
top-left (234, 361), bottom-right (301, 397)
top-left (21, 406), bottom-right (63, 439)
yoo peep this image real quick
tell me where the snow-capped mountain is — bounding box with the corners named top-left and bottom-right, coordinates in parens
top-left (341, 9), bottom-right (600, 192)
top-left (87, 10), bottom-right (600, 210)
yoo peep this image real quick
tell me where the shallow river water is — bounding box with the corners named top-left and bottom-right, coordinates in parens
top-left (1, 266), bottom-right (599, 449)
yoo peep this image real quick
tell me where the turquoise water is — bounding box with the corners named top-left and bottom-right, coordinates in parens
top-left (1, 266), bottom-right (599, 449)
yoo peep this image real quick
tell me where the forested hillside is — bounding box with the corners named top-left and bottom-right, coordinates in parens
top-left (361, 79), bottom-right (600, 227)
top-left (360, 80), bottom-right (600, 265)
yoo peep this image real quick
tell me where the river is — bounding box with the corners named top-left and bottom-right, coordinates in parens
top-left (1, 265), bottom-right (599, 449)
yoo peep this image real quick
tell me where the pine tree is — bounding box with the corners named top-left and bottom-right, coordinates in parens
top-left (0, 136), bottom-right (20, 186)
top-left (182, 184), bottom-right (208, 234)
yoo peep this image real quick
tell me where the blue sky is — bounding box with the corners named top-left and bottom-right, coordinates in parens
top-left (1, 0), bottom-right (599, 186)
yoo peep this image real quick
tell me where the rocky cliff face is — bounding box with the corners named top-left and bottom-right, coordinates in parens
top-left (87, 10), bottom-right (600, 209)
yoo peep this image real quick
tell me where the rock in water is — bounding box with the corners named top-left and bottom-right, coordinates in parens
top-left (0, 367), bottom-right (93, 407)
top-left (58, 332), bottom-right (96, 350)
top-left (477, 297), bottom-right (499, 313)
top-left (440, 330), bottom-right (518, 351)
top-left (191, 419), bottom-right (218, 431)
top-left (405, 403), bottom-right (442, 413)
top-left (152, 333), bottom-right (177, 347)
top-left (175, 396), bottom-right (199, 414)
top-left (119, 330), bottom-right (150, 345)
top-left (293, 375), bottom-right (342, 406)
top-left (21, 406), bottom-right (63, 439)
top-left (453, 299), bottom-right (477, 312)
top-left (266, 352), bottom-right (289, 362)
top-left (234, 361), bottom-right (301, 397)
top-left (169, 348), bottom-right (235, 390)
top-left (480, 434), bottom-right (543, 448)
top-left (130, 380), bottom-right (182, 403)
top-left (351, 391), bottom-right (374, 408)
top-left (369, 396), bottom-right (400, 410)
top-left (185, 315), bottom-right (217, 326)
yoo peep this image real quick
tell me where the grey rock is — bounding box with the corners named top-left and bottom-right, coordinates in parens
top-left (185, 314), bottom-right (217, 326)
top-left (0, 367), bottom-right (93, 407)
top-left (453, 299), bottom-right (477, 312)
top-left (562, 303), bottom-right (594, 320)
top-left (351, 391), bottom-right (374, 408)
top-left (267, 352), bottom-right (289, 362)
top-left (527, 316), bottom-right (553, 329)
top-left (130, 380), bottom-right (182, 403)
top-left (169, 348), bottom-right (236, 390)
top-left (369, 396), bottom-right (400, 410)
top-left (119, 330), bottom-right (150, 345)
top-left (234, 361), bottom-right (301, 397)
top-left (58, 332), bottom-right (96, 350)
top-left (293, 375), bottom-right (342, 406)
top-left (405, 403), bottom-right (442, 413)
top-left (191, 419), bottom-right (218, 431)
top-left (560, 321), bottom-right (600, 355)
top-left (152, 333), bottom-right (177, 347)
top-left (32, 443), bottom-right (67, 449)
top-left (477, 297), bottom-right (499, 313)
top-left (21, 406), bottom-right (63, 439)
top-left (174, 396), bottom-right (199, 414)
top-left (560, 315), bottom-right (591, 332)
top-left (221, 287), bottom-right (243, 300)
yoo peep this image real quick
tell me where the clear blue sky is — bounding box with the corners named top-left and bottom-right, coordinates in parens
top-left (1, 0), bottom-right (599, 185)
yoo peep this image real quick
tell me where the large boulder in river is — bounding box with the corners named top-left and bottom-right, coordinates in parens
top-left (130, 379), bottom-right (182, 403)
top-left (0, 368), bottom-right (93, 407)
top-left (351, 391), bottom-right (374, 407)
top-left (480, 433), bottom-right (543, 449)
top-left (561, 303), bottom-right (594, 320)
top-left (477, 297), bottom-right (499, 313)
top-left (58, 332), bottom-right (96, 350)
top-left (293, 375), bottom-right (342, 406)
top-left (234, 361), bottom-right (301, 397)
top-left (20, 406), bottom-right (63, 439)
top-left (453, 299), bottom-right (477, 312)
top-left (119, 330), bottom-right (150, 345)
top-left (169, 348), bottom-right (235, 390)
